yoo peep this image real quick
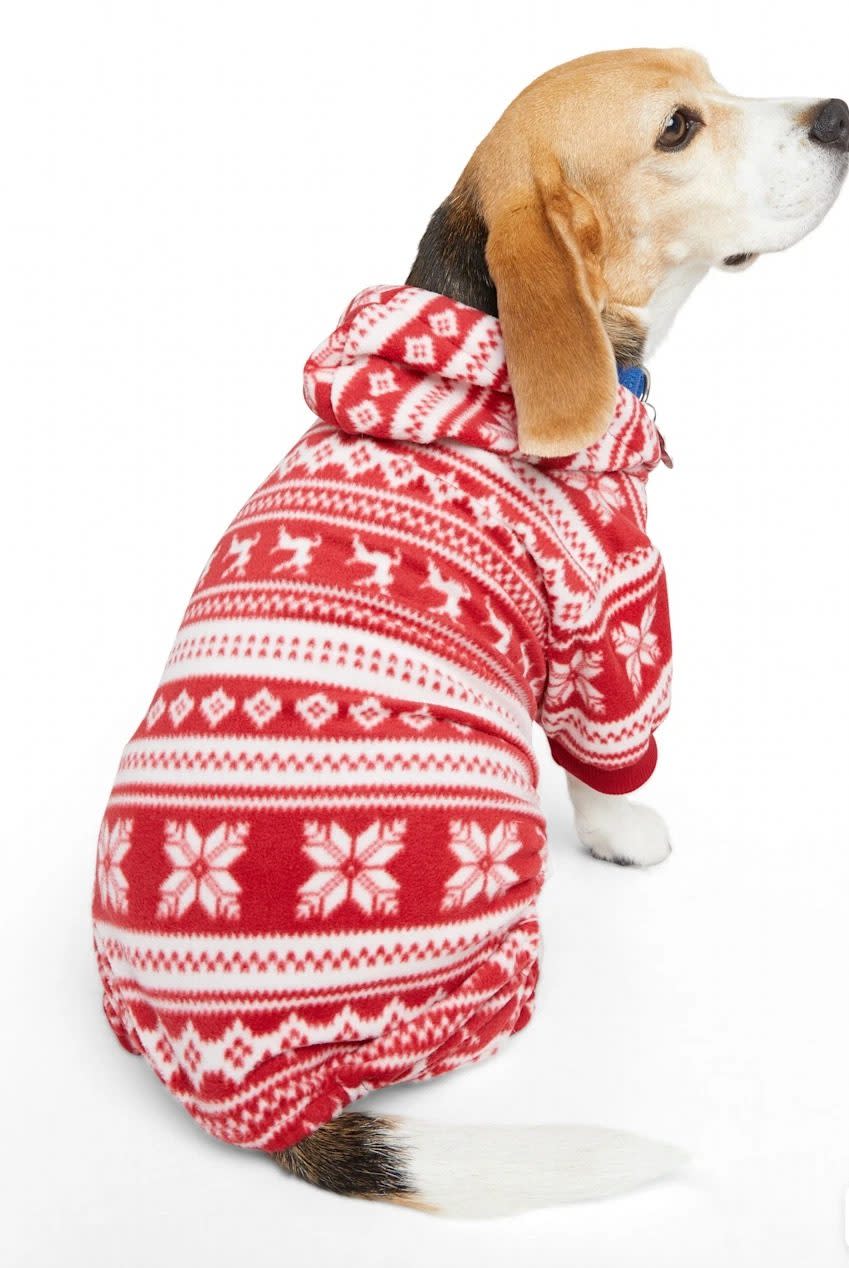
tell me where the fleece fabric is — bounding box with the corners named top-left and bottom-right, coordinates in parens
top-left (92, 283), bottom-right (672, 1152)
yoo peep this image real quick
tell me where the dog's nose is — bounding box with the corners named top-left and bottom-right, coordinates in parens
top-left (809, 98), bottom-right (849, 151)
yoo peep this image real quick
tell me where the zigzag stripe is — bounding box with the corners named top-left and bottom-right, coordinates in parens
top-left (106, 789), bottom-right (542, 816)
top-left (93, 907), bottom-right (534, 989)
top-left (111, 942), bottom-right (499, 1012)
top-left (116, 736), bottom-right (535, 794)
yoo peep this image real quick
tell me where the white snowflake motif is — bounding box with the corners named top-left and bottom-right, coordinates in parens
top-left (545, 648), bottom-right (606, 716)
top-left (156, 820), bottom-right (249, 921)
top-left (348, 695), bottom-right (391, 730)
top-left (612, 598), bottom-right (661, 692)
top-left (97, 818), bottom-right (133, 913)
top-left (478, 415), bottom-right (515, 447)
top-left (470, 493), bottom-right (503, 528)
top-left (570, 472), bottom-right (625, 524)
top-left (296, 820), bottom-right (405, 920)
top-left (441, 820), bottom-right (522, 911)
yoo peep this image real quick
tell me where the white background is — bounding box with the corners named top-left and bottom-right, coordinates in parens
top-left (2, 2), bottom-right (848, 1264)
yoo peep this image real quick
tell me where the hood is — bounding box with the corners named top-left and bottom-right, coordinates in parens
top-left (303, 284), bottom-right (665, 475)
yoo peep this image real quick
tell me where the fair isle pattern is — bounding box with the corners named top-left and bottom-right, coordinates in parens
top-left (92, 282), bottom-right (672, 1153)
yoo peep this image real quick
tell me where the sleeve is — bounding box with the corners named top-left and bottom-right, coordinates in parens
top-left (539, 548), bottom-right (672, 795)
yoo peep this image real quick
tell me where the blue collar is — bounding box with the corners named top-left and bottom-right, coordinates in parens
top-left (617, 364), bottom-right (649, 401)
top-left (617, 363), bottom-right (673, 467)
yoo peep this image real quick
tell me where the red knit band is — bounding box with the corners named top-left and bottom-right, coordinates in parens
top-left (548, 734), bottom-right (658, 795)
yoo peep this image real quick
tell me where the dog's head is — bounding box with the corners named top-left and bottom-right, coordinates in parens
top-left (407, 48), bottom-right (848, 456)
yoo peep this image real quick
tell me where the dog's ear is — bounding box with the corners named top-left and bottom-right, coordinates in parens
top-left (484, 165), bottom-right (618, 457)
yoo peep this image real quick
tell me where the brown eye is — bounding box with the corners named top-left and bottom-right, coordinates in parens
top-left (657, 109), bottom-right (702, 151)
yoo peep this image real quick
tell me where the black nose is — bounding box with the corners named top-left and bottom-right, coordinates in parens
top-left (809, 98), bottom-right (849, 151)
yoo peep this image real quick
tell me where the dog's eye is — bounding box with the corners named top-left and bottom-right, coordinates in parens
top-left (657, 109), bottom-right (702, 151)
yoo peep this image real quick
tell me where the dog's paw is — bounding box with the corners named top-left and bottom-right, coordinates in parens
top-left (575, 800), bottom-right (671, 867)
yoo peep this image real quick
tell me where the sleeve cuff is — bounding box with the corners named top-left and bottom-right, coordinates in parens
top-left (548, 734), bottom-right (658, 795)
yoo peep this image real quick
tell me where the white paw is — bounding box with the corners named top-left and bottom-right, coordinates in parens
top-left (575, 800), bottom-right (671, 867)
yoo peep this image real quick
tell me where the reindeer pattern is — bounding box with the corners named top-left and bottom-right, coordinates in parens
top-left (207, 509), bottom-right (530, 667)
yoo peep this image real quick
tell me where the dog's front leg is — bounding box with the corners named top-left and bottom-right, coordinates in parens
top-left (566, 774), bottom-right (671, 867)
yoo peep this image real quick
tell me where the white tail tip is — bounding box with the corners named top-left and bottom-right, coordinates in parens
top-left (395, 1119), bottom-right (688, 1218)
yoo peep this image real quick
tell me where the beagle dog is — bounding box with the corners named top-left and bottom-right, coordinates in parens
top-left (93, 48), bottom-right (847, 1218)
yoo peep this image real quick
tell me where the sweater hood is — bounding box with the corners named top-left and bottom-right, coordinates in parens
top-left (303, 284), bottom-right (664, 475)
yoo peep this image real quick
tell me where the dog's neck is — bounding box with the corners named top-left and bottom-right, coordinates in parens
top-left (406, 187), bottom-right (704, 366)
top-left (406, 189), bottom-right (498, 318)
top-left (640, 259), bottom-right (711, 358)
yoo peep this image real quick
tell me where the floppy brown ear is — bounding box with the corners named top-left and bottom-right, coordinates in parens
top-left (485, 169), bottom-right (618, 457)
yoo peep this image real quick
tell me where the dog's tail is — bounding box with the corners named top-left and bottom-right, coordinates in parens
top-left (271, 1112), bottom-right (687, 1218)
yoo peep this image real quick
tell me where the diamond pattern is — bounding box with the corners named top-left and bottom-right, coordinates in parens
top-left (428, 308), bottom-right (459, 338)
top-left (243, 687), bottom-right (282, 728)
top-left (348, 695), bottom-right (390, 730)
top-left (295, 691), bottom-right (339, 731)
top-left (200, 687), bottom-right (236, 728)
top-left (168, 689), bottom-right (194, 728)
top-left (404, 333), bottom-right (435, 365)
top-left (145, 695), bottom-right (165, 729)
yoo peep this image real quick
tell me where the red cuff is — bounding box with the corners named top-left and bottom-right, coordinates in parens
top-left (548, 734), bottom-right (658, 795)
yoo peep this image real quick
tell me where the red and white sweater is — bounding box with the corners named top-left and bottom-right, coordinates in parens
top-left (92, 283), bottom-right (672, 1153)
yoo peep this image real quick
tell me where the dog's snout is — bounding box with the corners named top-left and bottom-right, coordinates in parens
top-left (809, 98), bottom-right (849, 151)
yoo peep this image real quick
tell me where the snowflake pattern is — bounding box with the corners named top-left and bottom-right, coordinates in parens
top-left (569, 472), bottom-right (626, 524)
top-left (545, 647), bottom-right (605, 716)
top-left (156, 820), bottom-right (249, 921)
top-left (441, 820), bottom-right (522, 911)
top-left (612, 598), bottom-right (661, 692)
top-left (97, 817), bottom-right (133, 913)
top-left (296, 819), bottom-right (406, 920)
top-left (470, 493), bottom-right (504, 528)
